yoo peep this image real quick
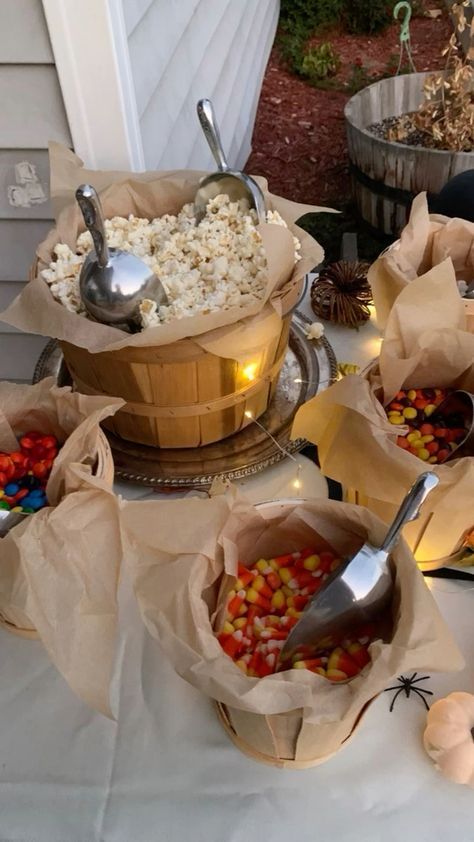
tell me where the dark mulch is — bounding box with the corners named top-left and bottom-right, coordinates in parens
top-left (245, 2), bottom-right (451, 208)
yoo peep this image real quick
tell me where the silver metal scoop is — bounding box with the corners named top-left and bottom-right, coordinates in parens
top-left (432, 389), bottom-right (474, 461)
top-left (194, 99), bottom-right (266, 224)
top-left (278, 471), bottom-right (440, 668)
top-left (464, 279), bottom-right (474, 299)
top-left (76, 184), bottom-right (168, 330)
top-left (0, 509), bottom-right (29, 538)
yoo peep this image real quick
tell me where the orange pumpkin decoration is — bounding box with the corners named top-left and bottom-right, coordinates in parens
top-left (424, 692), bottom-right (474, 788)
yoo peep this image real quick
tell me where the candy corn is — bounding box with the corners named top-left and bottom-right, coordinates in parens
top-left (217, 549), bottom-right (375, 682)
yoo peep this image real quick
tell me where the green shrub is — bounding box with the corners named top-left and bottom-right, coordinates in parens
top-left (277, 29), bottom-right (306, 75)
top-left (344, 0), bottom-right (392, 34)
top-left (301, 42), bottom-right (340, 81)
top-left (279, 0), bottom-right (344, 31)
top-left (279, 0), bottom-right (392, 36)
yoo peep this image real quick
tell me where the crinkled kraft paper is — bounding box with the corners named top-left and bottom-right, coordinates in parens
top-left (0, 143), bottom-right (331, 357)
top-left (119, 491), bottom-right (462, 759)
top-left (0, 378), bottom-right (124, 716)
top-left (369, 192), bottom-right (473, 329)
top-left (292, 272), bottom-right (474, 562)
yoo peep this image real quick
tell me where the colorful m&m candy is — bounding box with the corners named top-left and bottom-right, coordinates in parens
top-left (0, 431), bottom-right (60, 518)
top-left (385, 388), bottom-right (468, 464)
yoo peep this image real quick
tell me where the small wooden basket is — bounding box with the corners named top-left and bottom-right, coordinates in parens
top-left (0, 428), bottom-right (114, 638)
top-left (345, 361), bottom-right (474, 570)
top-left (464, 298), bottom-right (474, 333)
top-left (215, 698), bottom-right (374, 768)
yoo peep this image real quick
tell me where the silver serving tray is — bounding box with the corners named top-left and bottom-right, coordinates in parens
top-left (33, 311), bottom-right (337, 488)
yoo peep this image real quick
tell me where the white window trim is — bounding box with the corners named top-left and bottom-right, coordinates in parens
top-left (42, 0), bottom-right (145, 171)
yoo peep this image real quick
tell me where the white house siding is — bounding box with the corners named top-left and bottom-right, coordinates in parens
top-left (0, 0), bottom-right (72, 381)
top-left (125, 0), bottom-right (279, 170)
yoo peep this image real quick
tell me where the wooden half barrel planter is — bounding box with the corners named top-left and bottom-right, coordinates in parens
top-left (345, 72), bottom-right (474, 235)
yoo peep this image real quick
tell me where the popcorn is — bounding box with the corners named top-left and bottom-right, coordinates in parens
top-left (41, 195), bottom-right (301, 330)
top-left (304, 321), bottom-right (325, 340)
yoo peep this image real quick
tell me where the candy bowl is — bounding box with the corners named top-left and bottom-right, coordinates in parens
top-left (211, 497), bottom-right (462, 766)
top-left (0, 379), bottom-right (118, 639)
top-left (345, 368), bottom-right (474, 570)
top-left (121, 493), bottom-right (463, 768)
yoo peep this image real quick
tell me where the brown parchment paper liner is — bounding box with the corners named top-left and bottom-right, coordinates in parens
top-left (120, 491), bottom-right (462, 762)
top-left (0, 379), bottom-right (124, 716)
top-left (369, 192), bottom-right (474, 329)
top-left (0, 142), bottom-right (330, 357)
top-left (292, 271), bottom-right (474, 563)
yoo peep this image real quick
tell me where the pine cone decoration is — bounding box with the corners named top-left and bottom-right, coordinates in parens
top-left (311, 260), bottom-right (373, 328)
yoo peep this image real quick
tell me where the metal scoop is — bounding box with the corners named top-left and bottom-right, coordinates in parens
top-left (76, 184), bottom-right (168, 330)
top-left (194, 98), bottom-right (266, 224)
top-left (278, 471), bottom-right (440, 668)
top-left (464, 279), bottom-right (474, 299)
top-left (431, 389), bottom-right (474, 461)
top-left (0, 509), bottom-right (29, 538)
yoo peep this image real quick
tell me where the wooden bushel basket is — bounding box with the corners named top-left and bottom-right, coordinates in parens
top-left (0, 428), bottom-right (114, 637)
top-left (60, 282), bottom-right (301, 449)
top-left (215, 699), bottom-right (374, 768)
top-left (345, 361), bottom-right (474, 570)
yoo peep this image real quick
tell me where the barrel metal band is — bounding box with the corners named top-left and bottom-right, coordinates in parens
top-left (349, 162), bottom-right (437, 206)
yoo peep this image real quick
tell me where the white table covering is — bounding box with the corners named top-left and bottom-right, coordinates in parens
top-left (2, 576), bottom-right (474, 842)
top-left (2, 304), bottom-right (474, 841)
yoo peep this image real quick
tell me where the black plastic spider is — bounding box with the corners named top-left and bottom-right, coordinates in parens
top-left (384, 673), bottom-right (433, 712)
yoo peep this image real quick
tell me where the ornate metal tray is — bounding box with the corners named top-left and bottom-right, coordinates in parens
top-left (33, 311), bottom-right (337, 488)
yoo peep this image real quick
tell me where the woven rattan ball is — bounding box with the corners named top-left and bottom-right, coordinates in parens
top-left (311, 260), bottom-right (372, 327)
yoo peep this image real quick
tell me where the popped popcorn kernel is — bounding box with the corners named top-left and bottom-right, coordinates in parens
top-left (41, 196), bottom-right (300, 330)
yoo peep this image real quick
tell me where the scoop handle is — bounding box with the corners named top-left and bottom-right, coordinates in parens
top-left (75, 184), bottom-right (109, 269)
top-left (381, 471), bottom-right (439, 554)
top-left (197, 99), bottom-right (229, 172)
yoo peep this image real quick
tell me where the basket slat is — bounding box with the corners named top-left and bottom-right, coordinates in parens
top-left (61, 312), bottom-right (293, 448)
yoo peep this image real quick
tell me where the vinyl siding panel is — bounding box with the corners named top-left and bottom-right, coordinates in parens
top-left (0, 0), bottom-right (54, 63)
top-left (0, 66), bottom-right (71, 148)
top-left (0, 0), bottom-right (69, 381)
top-left (123, 0), bottom-right (156, 36)
top-left (0, 219), bottom-right (51, 284)
top-left (0, 282), bottom-right (27, 330)
top-left (125, 0), bottom-right (278, 170)
top-left (0, 334), bottom-right (47, 380)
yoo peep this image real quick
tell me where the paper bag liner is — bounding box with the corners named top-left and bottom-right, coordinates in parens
top-left (0, 380), bottom-right (124, 716)
top-left (369, 192), bottom-right (474, 330)
top-left (292, 272), bottom-right (474, 565)
top-left (0, 142), bottom-right (331, 357)
top-left (0, 422), bottom-right (112, 637)
top-left (120, 492), bottom-right (463, 765)
top-left (0, 377), bottom-right (121, 634)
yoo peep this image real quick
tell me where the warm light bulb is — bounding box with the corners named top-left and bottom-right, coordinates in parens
top-left (293, 477), bottom-right (301, 490)
top-left (242, 362), bottom-right (258, 382)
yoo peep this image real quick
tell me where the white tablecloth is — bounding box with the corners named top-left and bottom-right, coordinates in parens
top-left (2, 304), bottom-right (474, 842)
top-left (2, 575), bottom-right (474, 842)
